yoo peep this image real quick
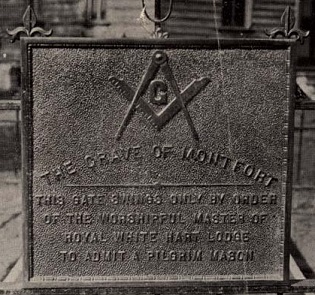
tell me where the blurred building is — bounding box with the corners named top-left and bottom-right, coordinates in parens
top-left (0, 0), bottom-right (154, 99)
top-left (160, 0), bottom-right (297, 38)
top-left (159, 0), bottom-right (315, 101)
top-left (0, 0), bottom-right (314, 100)
top-left (0, 0), bottom-right (314, 99)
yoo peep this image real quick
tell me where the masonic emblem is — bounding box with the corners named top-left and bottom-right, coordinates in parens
top-left (109, 51), bottom-right (210, 141)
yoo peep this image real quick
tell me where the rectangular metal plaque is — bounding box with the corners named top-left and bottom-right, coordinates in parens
top-left (22, 38), bottom-right (295, 286)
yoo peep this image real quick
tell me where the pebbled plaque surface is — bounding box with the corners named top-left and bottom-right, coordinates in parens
top-left (22, 39), bottom-right (294, 285)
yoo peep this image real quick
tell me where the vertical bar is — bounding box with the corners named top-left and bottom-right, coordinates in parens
top-left (284, 44), bottom-right (297, 283)
top-left (244, 0), bottom-right (253, 29)
top-left (86, 0), bottom-right (92, 23)
top-left (96, 0), bottom-right (102, 21)
top-left (232, 0), bottom-right (236, 26)
top-left (155, 0), bottom-right (162, 32)
top-left (155, 0), bottom-right (161, 19)
top-left (14, 108), bottom-right (20, 176)
top-left (28, 0), bottom-right (34, 31)
top-left (296, 110), bottom-right (304, 184)
top-left (310, 0), bottom-right (315, 57)
top-left (28, 0), bottom-right (34, 8)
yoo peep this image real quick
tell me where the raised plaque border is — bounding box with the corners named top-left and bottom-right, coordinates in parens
top-left (21, 37), bottom-right (296, 289)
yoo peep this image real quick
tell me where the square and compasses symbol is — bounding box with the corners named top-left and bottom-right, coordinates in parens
top-left (109, 51), bottom-right (211, 141)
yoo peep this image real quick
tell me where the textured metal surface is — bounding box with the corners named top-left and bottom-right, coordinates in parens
top-left (22, 39), bottom-right (294, 286)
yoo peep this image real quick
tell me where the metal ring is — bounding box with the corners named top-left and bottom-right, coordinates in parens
top-left (141, 0), bottom-right (173, 24)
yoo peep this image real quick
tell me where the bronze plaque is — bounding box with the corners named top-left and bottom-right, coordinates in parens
top-left (22, 39), bottom-right (294, 285)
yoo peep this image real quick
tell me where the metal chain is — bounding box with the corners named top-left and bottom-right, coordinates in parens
top-left (141, 0), bottom-right (173, 24)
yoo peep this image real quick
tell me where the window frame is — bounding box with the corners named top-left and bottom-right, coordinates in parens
top-left (221, 0), bottom-right (253, 30)
top-left (85, 0), bottom-right (109, 26)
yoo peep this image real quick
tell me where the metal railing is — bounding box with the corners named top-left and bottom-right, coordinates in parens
top-left (294, 96), bottom-right (315, 191)
top-left (0, 101), bottom-right (20, 174)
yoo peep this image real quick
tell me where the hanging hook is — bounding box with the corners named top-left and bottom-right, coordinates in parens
top-left (141, 0), bottom-right (173, 24)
